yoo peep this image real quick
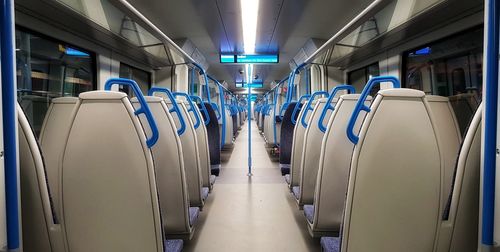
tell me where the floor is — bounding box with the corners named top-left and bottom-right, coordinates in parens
top-left (183, 119), bottom-right (321, 252)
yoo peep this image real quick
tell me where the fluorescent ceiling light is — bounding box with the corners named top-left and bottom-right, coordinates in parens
top-left (241, 0), bottom-right (259, 54)
top-left (245, 64), bottom-right (253, 84)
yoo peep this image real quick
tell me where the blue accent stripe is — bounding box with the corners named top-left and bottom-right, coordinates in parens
top-left (105, 78), bottom-right (159, 147)
top-left (346, 76), bottom-right (400, 144)
top-left (482, 0), bottom-right (498, 245)
top-left (318, 85), bottom-right (355, 133)
top-left (1, 0), bottom-right (20, 248)
top-left (148, 87), bottom-right (187, 136)
top-left (301, 91), bottom-right (329, 128)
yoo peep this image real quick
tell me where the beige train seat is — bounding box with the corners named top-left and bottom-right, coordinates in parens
top-left (132, 96), bottom-right (199, 240)
top-left (166, 100), bottom-right (208, 208)
top-left (287, 99), bottom-right (313, 189)
top-left (38, 97), bottom-right (78, 219)
top-left (60, 90), bottom-right (182, 251)
top-left (304, 95), bottom-right (369, 237)
top-left (223, 106), bottom-right (234, 149)
top-left (436, 104), bottom-right (482, 252)
top-left (322, 89), bottom-right (444, 252)
top-left (426, 95), bottom-right (462, 212)
top-left (192, 104), bottom-right (217, 189)
top-left (295, 98), bottom-right (331, 206)
top-left (18, 104), bottom-right (66, 252)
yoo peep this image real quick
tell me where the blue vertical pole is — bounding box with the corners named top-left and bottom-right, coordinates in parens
top-left (482, 0), bottom-right (498, 248)
top-left (247, 87), bottom-right (252, 176)
top-left (1, 0), bottom-right (20, 249)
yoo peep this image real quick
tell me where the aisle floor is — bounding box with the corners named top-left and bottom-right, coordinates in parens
top-left (183, 120), bottom-right (321, 251)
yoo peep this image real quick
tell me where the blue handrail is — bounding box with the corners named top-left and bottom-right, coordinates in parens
top-left (105, 78), bottom-right (159, 147)
top-left (301, 91), bottom-right (329, 128)
top-left (346, 76), bottom-right (401, 144)
top-left (148, 87), bottom-right (187, 136)
top-left (318, 85), bottom-right (356, 133)
top-left (191, 63), bottom-right (211, 104)
top-left (173, 92), bottom-right (201, 129)
top-left (190, 95), bottom-right (211, 125)
top-left (2, 0), bottom-right (20, 247)
top-left (291, 94), bottom-right (311, 125)
top-left (482, 0), bottom-right (498, 246)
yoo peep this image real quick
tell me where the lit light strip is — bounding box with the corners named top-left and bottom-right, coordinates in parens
top-left (241, 0), bottom-right (259, 54)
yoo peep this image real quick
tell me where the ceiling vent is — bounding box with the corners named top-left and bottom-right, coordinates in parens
top-left (289, 38), bottom-right (326, 70)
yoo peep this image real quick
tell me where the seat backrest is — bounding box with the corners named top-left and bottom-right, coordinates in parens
top-left (436, 104), bottom-right (482, 252)
top-left (191, 104), bottom-right (212, 188)
top-left (132, 96), bottom-right (192, 235)
top-left (38, 97), bottom-right (78, 219)
top-left (224, 107), bottom-right (234, 146)
top-left (166, 100), bottom-right (204, 207)
top-left (298, 98), bottom-right (334, 205)
top-left (61, 91), bottom-right (163, 251)
top-left (18, 104), bottom-right (66, 252)
top-left (342, 89), bottom-right (442, 252)
top-left (200, 102), bottom-right (220, 167)
top-left (289, 100), bottom-right (313, 188)
top-left (279, 102), bottom-right (299, 169)
top-left (426, 95), bottom-right (462, 213)
top-left (313, 94), bottom-right (369, 231)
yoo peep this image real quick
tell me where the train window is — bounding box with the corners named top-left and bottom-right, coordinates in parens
top-left (297, 69), bottom-right (311, 97)
top-left (347, 62), bottom-right (380, 95)
top-left (119, 63), bottom-right (151, 96)
top-left (403, 27), bottom-right (483, 134)
top-left (15, 28), bottom-right (95, 136)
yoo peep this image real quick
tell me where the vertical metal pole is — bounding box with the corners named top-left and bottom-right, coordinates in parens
top-left (247, 86), bottom-right (252, 176)
top-left (482, 0), bottom-right (498, 249)
top-left (1, 0), bottom-right (20, 249)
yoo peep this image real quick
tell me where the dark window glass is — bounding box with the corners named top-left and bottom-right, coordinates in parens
top-left (119, 63), bottom-right (151, 96)
top-left (403, 27), bottom-right (483, 135)
top-left (16, 28), bottom-right (96, 136)
top-left (347, 62), bottom-right (380, 96)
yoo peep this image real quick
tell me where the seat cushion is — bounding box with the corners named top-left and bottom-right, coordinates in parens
top-left (165, 239), bottom-right (183, 252)
top-left (189, 207), bottom-right (200, 226)
top-left (292, 186), bottom-right (301, 200)
top-left (202, 187), bottom-right (209, 200)
top-left (284, 174), bottom-right (291, 184)
top-left (210, 175), bottom-right (216, 185)
top-left (320, 237), bottom-right (340, 252)
top-left (303, 204), bottom-right (315, 224)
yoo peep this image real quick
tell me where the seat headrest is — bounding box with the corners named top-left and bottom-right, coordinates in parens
top-left (51, 97), bottom-right (78, 104)
top-left (378, 88), bottom-right (425, 98)
top-left (79, 91), bottom-right (127, 100)
top-left (131, 96), bottom-right (163, 103)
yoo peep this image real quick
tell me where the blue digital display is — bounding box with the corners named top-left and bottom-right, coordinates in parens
top-left (220, 54), bottom-right (279, 64)
top-left (65, 47), bottom-right (90, 57)
top-left (235, 82), bottom-right (264, 88)
top-left (220, 54), bottom-right (236, 63)
top-left (236, 54), bottom-right (278, 63)
top-left (409, 46), bottom-right (431, 57)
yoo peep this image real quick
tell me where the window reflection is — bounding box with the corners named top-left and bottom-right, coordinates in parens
top-left (403, 27), bottom-right (483, 135)
top-left (16, 28), bottom-right (95, 136)
top-left (118, 63), bottom-right (151, 96)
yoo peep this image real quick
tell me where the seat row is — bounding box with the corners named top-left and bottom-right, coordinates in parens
top-left (19, 78), bottom-right (218, 252)
top-left (285, 76), bottom-right (480, 252)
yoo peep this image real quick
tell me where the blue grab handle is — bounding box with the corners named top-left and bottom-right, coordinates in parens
top-left (148, 87), bottom-right (187, 136)
top-left (301, 91), bottom-right (329, 128)
top-left (105, 78), bottom-right (159, 148)
top-left (173, 92), bottom-right (201, 129)
top-left (190, 95), bottom-right (211, 125)
top-left (211, 102), bottom-right (222, 120)
top-left (278, 102), bottom-right (290, 120)
top-left (291, 94), bottom-right (311, 125)
top-left (347, 76), bottom-right (401, 144)
top-left (318, 85), bottom-right (356, 133)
